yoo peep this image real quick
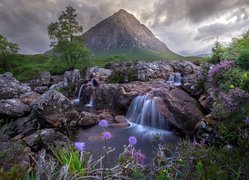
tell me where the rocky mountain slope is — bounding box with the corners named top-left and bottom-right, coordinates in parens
top-left (82, 9), bottom-right (181, 59)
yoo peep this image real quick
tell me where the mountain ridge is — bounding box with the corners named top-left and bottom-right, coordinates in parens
top-left (82, 9), bottom-right (181, 59)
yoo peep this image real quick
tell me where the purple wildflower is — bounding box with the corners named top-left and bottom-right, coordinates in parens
top-left (244, 117), bottom-right (249, 124)
top-left (208, 61), bottom-right (235, 78)
top-left (74, 142), bottom-right (85, 152)
top-left (126, 148), bottom-right (145, 164)
top-left (98, 119), bottom-right (108, 127)
top-left (103, 131), bottom-right (112, 139)
top-left (128, 136), bottom-right (137, 145)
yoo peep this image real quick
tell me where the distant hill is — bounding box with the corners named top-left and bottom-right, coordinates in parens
top-left (82, 9), bottom-right (182, 60)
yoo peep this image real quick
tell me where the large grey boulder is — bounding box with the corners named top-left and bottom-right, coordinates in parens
top-left (49, 69), bottom-right (81, 90)
top-left (0, 72), bottom-right (31, 100)
top-left (85, 66), bottom-right (112, 80)
top-left (0, 99), bottom-right (31, 118)
top-left (170, 61), bottom-right (199, 75)
top-left (135, 61), bottom-right (174, 81)
top-left (64, 69), bottom-right (81, 85)
top-left (31, 90), bottom-right (79, 128)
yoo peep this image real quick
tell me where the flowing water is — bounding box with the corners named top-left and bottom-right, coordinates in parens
top-left (76, 95), bottom-right (178, 166)
top-left (76, 122), bottom-right (178, 166)
top-left (126, 95), bottom-right (169, 130)
top-left (167, 73), bottom-right (182, 86)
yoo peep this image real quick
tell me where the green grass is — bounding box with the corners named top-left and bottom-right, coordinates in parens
top-left (0, 50), bottom-right (204, 82)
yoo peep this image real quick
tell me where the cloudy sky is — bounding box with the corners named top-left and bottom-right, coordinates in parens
top-left (0, 0), bottom-right (249, 56)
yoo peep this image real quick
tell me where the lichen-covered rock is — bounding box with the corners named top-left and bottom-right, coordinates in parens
top-left (49, 69), bottom-right (81, 91)
top-left (24, 128), bottom-right (71, 150)
top-left (78, 111), bottom-right (100, 126)
top-left (95, 83), bottom-right (119, 110)
top-left (34, 86), bottom-right (49, 94)
top-left (0, 72), bottom-right (31, 100)
top-left (182, 73), bottom-right (203, 96)
top-left (20, 91), bottom-right (41, 105)
top-left (170, 61), bottom-right (199, 75)
top-left (31, 90), bottom-right (79, 128)
top-left (0, 99), bottom-right (31, 118)
top-left (135, 61), bottom-right (174, 81)
top-left (40, 71), bottom-right (52, 86)
top-left (14, 116), bottom-right (38, 137)
top-left (0, 141), bottom-right (31, 170)
top-left (85, 66), bottom-right (112, 81)
top-left (64, 69), bottom-right (81, 85)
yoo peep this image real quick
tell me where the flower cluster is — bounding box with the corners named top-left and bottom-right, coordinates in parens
top-left (244, 117), bottom-right (249, 125)
top-left (208, 60), bottom-right (235, 79)
top-left (98, 119), bottom-right (108, 127)
top-left (125, 148), bottom-right (145, 165)
top-left (129, 136), bottom-right (137, 145)
top-left (98, 119), bottom-right (112, 140)
top-left (219, 87), bottom-right (249, 112)
top-left (74, 142), bottom-right (85, 152)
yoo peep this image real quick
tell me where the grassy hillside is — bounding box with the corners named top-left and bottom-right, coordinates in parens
top-left (0, 52), bottom-right (203, 82)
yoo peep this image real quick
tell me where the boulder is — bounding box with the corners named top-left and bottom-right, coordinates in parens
top-left (182, 74), bottom-right (203, 96)
top-left (49, 82), bottom-right (67, 90)
top-left (14, 116), bottom-right (38, 137)
top-left (0, 72), bottom-right (31, 100)
top-left (24, 128), bottom-right (71, 151)
top-left (78, 111), bottom-right (100, 126)
top-left (20, 91), bottom-right (41, 105)
top-left (38, 128), bottom-right (71, 147)
top-left (26, 79), bottom-right (41, 90)
top-left (135, 61), bottom-right (174, 81)
top-left (95, 83), bottom-right (119, 110)
top-left (34, 86), bottom-right (49, 94)
top-left (170, 61), bottom-right (199, 75)
top-left (85, 66), bottom-right (112, 81)
top-left (40, 71), bottom-right (52, 86)
top-left (31, 90), bottom-right (79, 128)
top-left (0, 99), bottom-right (31, 118)
top-left (49, 69), bottom-right (81, 91)
top-left (0, 141), bottom-right (31, 170)
top-left (64, 69), bottom-right (81, 85)
top-left (99, 111), bottom-right (114, 122)
top-left (111, 115), bottom-right (129, 128)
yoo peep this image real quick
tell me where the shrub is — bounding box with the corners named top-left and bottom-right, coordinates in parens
top-left (237, 49), bottom-right (249, 70)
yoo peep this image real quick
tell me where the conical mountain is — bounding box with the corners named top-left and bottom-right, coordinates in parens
top-left (83, 9), bottom-right (181, 59)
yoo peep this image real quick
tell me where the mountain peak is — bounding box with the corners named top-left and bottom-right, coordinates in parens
top-left (83, 9), bottom-right (176, 57)
top-left (117, 9), bottom-right (128, 14)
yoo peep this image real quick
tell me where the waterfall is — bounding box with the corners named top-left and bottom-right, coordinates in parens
top-left (78, 84), bottom-right (84, 100)
top-left (167, 73), bottom-right (182, 86)
top-left (85, 95), bottom-right (94, 107)
top-left (126, 95), bottom-right (169, 130)
top-left (73, 84), bottom-right (84, 104)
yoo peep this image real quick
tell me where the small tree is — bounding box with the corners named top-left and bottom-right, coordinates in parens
top-left (48, 6), bottom-right (89, 69)
top-left (0, 35), bottom-right (19, 70)
top-left (209, 40), bottom-right (223, 64)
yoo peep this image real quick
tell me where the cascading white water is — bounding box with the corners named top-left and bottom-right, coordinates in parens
top-left (85, 95), bottom-right (94, 107)
top-left (126, 95), bottom-right (169, 130)
top-left (167, 73), bottom-right (182, 86)
top-left (73, 84), bottom-right (84, 104)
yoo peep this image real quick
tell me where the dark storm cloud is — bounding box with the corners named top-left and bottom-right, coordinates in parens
top-left (0, 0), bottom-right (248, 55)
